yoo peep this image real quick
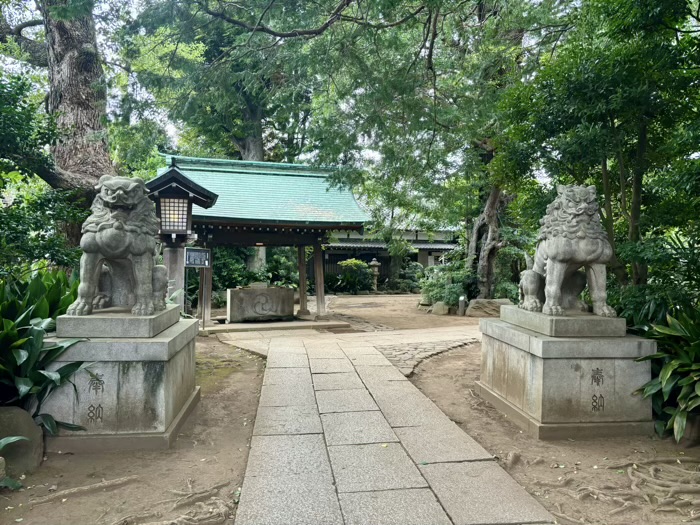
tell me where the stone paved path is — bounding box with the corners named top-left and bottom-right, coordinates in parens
top-left (232, 326), bottom-right (555, 525)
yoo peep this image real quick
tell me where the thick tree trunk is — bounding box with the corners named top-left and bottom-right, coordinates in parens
top-left (468, 185), bottom-right (505, 299)
top-left (39, 0), bottom-right (116, 192)
top-left (233, 97), bottom-right (265, 161)
top-left (630, 123), bottom-right (648, 285)
top-left (601, 159), bottom-right (628, 284)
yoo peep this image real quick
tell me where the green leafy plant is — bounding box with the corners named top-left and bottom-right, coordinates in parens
top-left (0, 436), bottom-right (28, 490)
top-left (0, 270), bottom-right (86, 435)
top-left (337, 259), bottom-right (373, 295)
top-left (420, 262), bottom-right (477, 307)
top-left (636, 306), bottom-right (700, 442)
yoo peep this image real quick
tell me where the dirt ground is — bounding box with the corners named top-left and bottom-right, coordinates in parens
top-left (2, 338), bottom-right (264, 525)
top-left (328, 294), bottom-right (481, 330)
top-left (3, 295), bottom-right (699, 525)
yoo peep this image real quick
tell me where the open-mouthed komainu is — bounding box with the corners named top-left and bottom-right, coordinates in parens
top-left (519, 184), bottom-right (616, 317)
top-left (66, 175), bottom-right (168, 316)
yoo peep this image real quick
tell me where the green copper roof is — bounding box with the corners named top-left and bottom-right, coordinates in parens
top-left (154, 155), bottom-right (369, 226)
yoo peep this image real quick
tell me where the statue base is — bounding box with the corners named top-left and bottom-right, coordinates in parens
top-left (57, 304), bottom-right (181, 339)
top-left (43, 313), bottom-right (199, 452)
top-left (477, 311), bottom-right (655, 440)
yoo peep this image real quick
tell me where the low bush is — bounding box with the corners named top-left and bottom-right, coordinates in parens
top-left (420, 263), bottom-right (477, 307)
top-left (637, 306), bottom-right (700, 441)
top-left (0, 270), bottom-right (85, 435)
top-left (338, 259), bottom-right (373, 294)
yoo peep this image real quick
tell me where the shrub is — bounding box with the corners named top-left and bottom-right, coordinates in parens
top-left (637, 306), bottom-right (700, 441)
top-left (0, 270), bottom-right (85, 435)
top-left (420, 264), bottom-right (476, 307)
top-left (264, 248), bottom-right (299, 289)
top-left (338, 259), bottom-right (373, 294)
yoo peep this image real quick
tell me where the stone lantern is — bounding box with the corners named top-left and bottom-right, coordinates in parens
top-left (368, 258), bottom-right (381, 292)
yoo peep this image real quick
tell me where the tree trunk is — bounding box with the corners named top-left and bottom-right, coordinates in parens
top-left (233, 96), bottom-right (265, 161)
top-left (468, 185), bottom-right (504, 299)
top-left (39, 0), bottom-right (116, 192)
top-left (601, 159), bottom-right (628, 284)
top-left (630, 122), bottom-right (648, 285)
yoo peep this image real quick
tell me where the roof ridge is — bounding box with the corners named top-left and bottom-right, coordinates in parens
top-left (164, 154), bottom-right (334, 175)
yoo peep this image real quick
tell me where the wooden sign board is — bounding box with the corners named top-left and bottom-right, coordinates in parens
top-left (185, 247), bottom-right (211, 268)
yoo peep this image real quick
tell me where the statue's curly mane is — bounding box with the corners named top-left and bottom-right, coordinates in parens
top-left (82, 178), bottom-right (159, 237)
top-left (538, 189), bottom-right (608, 242)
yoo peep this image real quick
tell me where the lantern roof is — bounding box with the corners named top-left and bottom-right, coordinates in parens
top-left (146, 165), bottom-right (218, 209)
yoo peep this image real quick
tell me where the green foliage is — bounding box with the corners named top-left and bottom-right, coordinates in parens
top-left (637, 306), bottom-right (700, 442)
top-left (211, 247), bottom-right (254, 292)
top-left (109, 119), bottom-right (170, 180)
top-left (0, 436), bottom-right (28, 490)
top-left (264, 248), bottom-right (299, 289)
top-left (420, 261), bottom-right (477, 308)
top-left (0, 73), bottom-right (56, 185)
top-left (0, 270), bottom-right (85, 435)
top-left (337, 259), bottom-right (373, 295)
top-left (0, 184), bottom-right (88, 276)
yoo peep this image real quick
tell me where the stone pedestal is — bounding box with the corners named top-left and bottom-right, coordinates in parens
top-left (476, 307), bottom-right (655, 439)
top-left (43, 308), bottom-right (200, 452)
top-left (227, 286), bottom-right (294, 323)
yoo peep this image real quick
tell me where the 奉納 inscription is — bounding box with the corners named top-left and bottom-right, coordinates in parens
top-left (88, 373), bottom-right (105, 394)
top-left (591, 368), bottom-right (604, 387)
top-left (591, 394), bottom-right (605, 412)
top-left (87, 404), bottom-right (104, 423)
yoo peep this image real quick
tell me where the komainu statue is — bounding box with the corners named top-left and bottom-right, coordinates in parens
top-left (67, 176), bottom-right (168, 316)
top-left (519, 185), bottom-right (616, 317)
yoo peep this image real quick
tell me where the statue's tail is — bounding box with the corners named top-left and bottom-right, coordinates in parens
top-left (524, 252), bottom-right (534, 270)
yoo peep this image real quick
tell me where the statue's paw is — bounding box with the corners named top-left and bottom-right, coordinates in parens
top-left (153, 299), bottom-right (167, 311)
top-left (92, 293), bottom-right (111, 310)
top-left (67, 300), bottom-right (92, 316)
top-left (132, 301), bottom-right (154, 316)
top-left (576, 300), bottom-right (589, 312)
top-left (594, 304), bottom-right (617, 318)
top-left (542, 304), bottom-right (563, 316)
top-left (519, 299), bottom-right (542, 312)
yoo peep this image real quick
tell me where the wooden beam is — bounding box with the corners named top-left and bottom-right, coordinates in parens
top-left (193, 227), bottom-right (326, 246)
top-left (297, 245), bottom-right (310, 316)
top-left (313, 242), bottom-right (326, 317)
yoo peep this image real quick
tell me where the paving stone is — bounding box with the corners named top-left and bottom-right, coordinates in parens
top-left (312, 372), bottom-right (364, 391)
top-left (420, 462), bottom-right (554, 525)
top-left (253, 405), bottom-right (322, 436)
top-left (328, 443), bottom-right (428, 493)
top-left (246, 434), bottom-right (332, 477)
top-left (316, 389), bottom-right (379, 413)
top-left (266, 345), bottom-right (306, 354)
top-left (321, 411), bottom-right (398, 445)
top-left (341, 346), bottom-right (383, 356)
top-left (266, 352), bottom-right (309, 368)
top-left (310, 358), bottom-right (354, 373)
top-left (369, 383), bottom-right (453, 427)
top-left (263, 367), bottom-right (312, 386)
top-left (306, 347), bottom-right (346, 359)
top-left (394, 423), bottom-right (493, 463)
top-left (236, 473), bottom-right (343, 525)
top-left (347, 354), bottom-right (393, 366)
top-left (339, 488), bottom-right (452, 525)
top-left (355, 365), bottom-right (408, 383)
top-left (259, 384), bottom-right (316, 407)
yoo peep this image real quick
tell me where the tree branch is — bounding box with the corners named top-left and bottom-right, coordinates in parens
top-left (0, 15), bottom-right (48, 67)
top-left (339, 6), bottom-right (426, 29)
top-left (196, 0), bottom-right (355, 38)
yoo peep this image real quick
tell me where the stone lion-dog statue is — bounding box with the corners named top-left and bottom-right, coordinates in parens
top-left (519, 184), bottom-right (617, 317)
top-left (67, 175), bottom-right (168, 316)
